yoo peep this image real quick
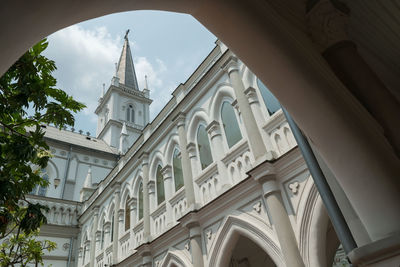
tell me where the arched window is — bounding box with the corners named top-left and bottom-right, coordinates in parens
top-left (82, 235), bottom-right (88, 263)
top-left (38, 168), bottom-right (49, 196)
top-left (138, 183), bottom-right (143, 220)
top-left (221, 101), bottom-right (242, 148)
top-left (110, 211), bottom-right (114, 242)
top-left (125, 197), bottom-right (130, 231)
top-left (100, 219), bottom-right (105, 249)
top-left (257, 79), bottom-right (280, 116)
top-left (156, 165), bottom-right (165, 205)
top-left (172, 149), bottom-right (184, 191)
top-left (197, 125), bottom-right (213, 170)
top-left (126, 104), bottom-right (135, 123)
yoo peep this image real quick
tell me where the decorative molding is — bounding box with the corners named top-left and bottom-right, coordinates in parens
top-left (306, 0), bottom-right (350, 52)
top-left (289, 181), bottom-right (300, 194)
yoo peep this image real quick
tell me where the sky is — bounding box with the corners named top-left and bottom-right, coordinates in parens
top-left (43, 10), bottom-right (217, 136)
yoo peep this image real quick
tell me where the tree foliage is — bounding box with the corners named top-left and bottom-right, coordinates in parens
top-left (0, 39), bottom-right (85, 266)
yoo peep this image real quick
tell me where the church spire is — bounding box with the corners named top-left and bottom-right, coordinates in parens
top-left (115, 29), bottom-right (139, 90)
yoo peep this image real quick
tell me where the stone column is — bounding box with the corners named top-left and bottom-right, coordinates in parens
top-left (89, 206), bottom-right (99, 267)
top-left (173, 113), bottom-right (197, 209)
top-left (206, 120), bottom-right (230, 190)
top-left (244, 87), bottom-right (276, 154)
top-left (250, 163), bottom-right (304, 267)
top-left (181, 213), bottom-right (204, 267)
top-left (112, 183), bottom-right (121, 265)
top-left (161, 165), bottom-right (174, 226)
top-left (307, 0), bottom-right (400, 158)
top-left (141, 152), bottom-right (151, 241)
top-left (222, 57), bottom-right (268, 162)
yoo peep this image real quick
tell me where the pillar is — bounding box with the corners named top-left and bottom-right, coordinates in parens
top-left (222, 56), bottom-right (268, 162)
top-left (112, 183), bottom-right (121, 265)
top-left (89, 206), bottom-right (99, 267)
top-left (206, 120), bottom-right (230, 189)
top-left (141, 152), bottom-right (151, 241)
top-left (174, 113), bottom-right (197, 209)
top-left (161, 165), bottom-right (174, 226)
top-left (250, 163), bottom-right (304, 267)
top-left (195, 0), bottom-right (400, 245)
top-left (181, 213), bottom-right (204, 267)
top-left (307, 0), bottom-right (400, 157)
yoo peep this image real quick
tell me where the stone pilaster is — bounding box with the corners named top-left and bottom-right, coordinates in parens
top-left (112, 183), bottom-right (121, 264)
top-left (222, 56), bottom-right (268, 163)
top-left (173, 112), bottom-right (197, 209)
top-left (249, 162), bottom-right (305, 267)
top-left (140, 152), bottom-right (151, 241)
top-left (161, 165), bottom-right (174, 226)
top-left (89, 206), bottom-right (99, 267)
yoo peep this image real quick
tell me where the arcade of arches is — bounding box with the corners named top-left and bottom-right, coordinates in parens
top-left (1, 0), bottom-right (400, 266)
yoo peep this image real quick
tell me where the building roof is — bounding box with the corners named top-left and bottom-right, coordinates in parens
top-left (42, 125), bottom-right (118, 155)
top-left (116, 30), bottom-right (139, 90)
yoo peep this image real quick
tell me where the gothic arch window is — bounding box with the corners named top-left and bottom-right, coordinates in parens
top-left (138, 182), bottom-right (143, 220)
top-left (221, 101), bottom-right (242, 148)
top-left (156, 165), bottom-right (165, 205)
top-left (257, 79), bottom-right (280, 116)
top-left (127, 104), bottom-right (135, 123)
top-left (30, 168), bottom-right (49, 196)
top-left (172, 149), bottom-right (184, 191)
top-left (125, 197), bottom-right (131, 231)
top-left (100, 219), bottom-right (105, 249)
top-left (110, 211), bottom-right (115, 242)
top-left (197, 125), bottom-right (213, 170)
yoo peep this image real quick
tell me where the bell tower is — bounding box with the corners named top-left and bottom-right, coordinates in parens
top-left (95, 30), bottom-right (152, 152)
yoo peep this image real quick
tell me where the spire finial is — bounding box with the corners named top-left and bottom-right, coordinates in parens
top-left (101, 83), bottom-right (105, 98)
top-left (124, 29), bottom-right (130, 40)
top-left (145, 75), bottom-right (149, 89)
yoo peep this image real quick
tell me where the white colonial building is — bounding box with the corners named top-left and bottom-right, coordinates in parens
top-left (26, 33), bottom-right (353, 267)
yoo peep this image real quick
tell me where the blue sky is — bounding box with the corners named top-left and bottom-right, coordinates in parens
top-left (43, 10), bottom-right (216, 136)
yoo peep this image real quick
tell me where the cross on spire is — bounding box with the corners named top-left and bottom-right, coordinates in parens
top-left (115, 29), bottom-right (139, 90)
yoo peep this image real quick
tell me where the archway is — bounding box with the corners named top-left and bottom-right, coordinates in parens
top-left (1, 0), bottom-right (400, 249)
top-left (229, 235), bottom-right (276, 267)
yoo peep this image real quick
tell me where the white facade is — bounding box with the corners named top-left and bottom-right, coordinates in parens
top-left (26, 37), bottom-right (351, 267)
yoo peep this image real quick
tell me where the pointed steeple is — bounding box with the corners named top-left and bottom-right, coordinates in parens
top-left (115, 29), bottom-right (139, 90)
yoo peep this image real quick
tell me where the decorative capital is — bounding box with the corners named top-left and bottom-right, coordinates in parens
top-left (244, 87), bottom-right (259, 104)
top-left (206, 120), bottom-right (222, 139)
top-left (186, 143), bottom-right (197, 158)
top-left (140, 152), bottom-right (149, 166)
top-left (128, 197), bottom-right (137, 209)
top-left (173, 112), bottom-right (186, 128)
top-left (221, 55), bottom-right (240, 74)
top-left (148, 180), bottom-right (155, 193)
top-left (161, 165), bottom-right (173, 180)
top-left (306, 0), bottom-right (350, 52)
top-left (92, 205), bottom-right (100, 217)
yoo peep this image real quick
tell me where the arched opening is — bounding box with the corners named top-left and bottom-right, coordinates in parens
top-left (127, 104), bottom-right (135, 123)
top-left (156, 164), bottom-right (165, 205)
top-left (138, 182), bottom-right (144, 220)
top-left (125, 196), bottom-right (131, 231)
top-left (221, 101), bottom-right (242, 148)
top-left (172, 148), bottom-right (184, 191)
top-left (229, 235), bottom-right (276, 267)
top-left (197, 124), bottom-right (213, 170)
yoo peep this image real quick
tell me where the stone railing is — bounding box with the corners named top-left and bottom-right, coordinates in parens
top-left (25, 195), bottom-right (81, 226)
top-left (263, 109), bottom-right (296, 157)
top-left (96, 252), bottom-right (104, 267)
top-left (105, 245), bottom-right (113, 266)
top-left (169, 189), bottom-right (187, 222)
top-left (151, 203), bottom-right (167, 237)
top-left (195, 163), bottom-right (219, 205)
top-left (221, 140), bottom-right (254, 185)
top-left (119, 231), bottom-right (131, 260)
top-left (132, 220), bottom-right (144, 249)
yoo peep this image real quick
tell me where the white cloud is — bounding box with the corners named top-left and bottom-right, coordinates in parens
top-left (43, 25), bottom-right (173, 134)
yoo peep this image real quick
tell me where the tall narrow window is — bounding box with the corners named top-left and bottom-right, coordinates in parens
top-left (138, 183), bottom-right (143, 220)
top-left (172, 149), bottom-right (184, 191)
top-left (100, 219), bottom-right (105, 249)
top-left (156, 165), bottom-right (165, 205)
top-left (38, 168), bottom-right (48, 196)
top-left (197, 125), bottom-right (213, 169)
top-left (257, 79), bottom-right (280, 116)
top-left (110, 212), bottom-right (114, 242)
top-left (127, 104), bottom-right (135, 123)
top-left (125, 197), bottom-right (131, 231)
top-left (221, 101), bottom-right (242, 148)
top-left (82, 235), bottom-right (88, 263)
